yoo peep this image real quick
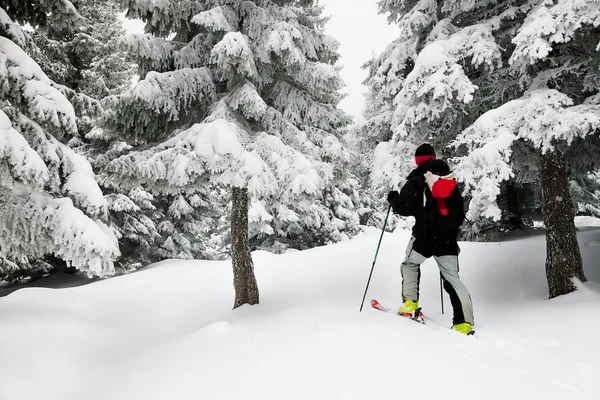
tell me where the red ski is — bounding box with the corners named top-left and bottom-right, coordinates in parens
top-left (370, 299), bottom-right (425, 324)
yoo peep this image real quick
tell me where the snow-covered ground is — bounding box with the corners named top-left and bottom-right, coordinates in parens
top-left (1, 224), bottom-right (600, 400)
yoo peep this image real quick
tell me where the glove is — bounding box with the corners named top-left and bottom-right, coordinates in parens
top-left (431, 179), bottom-right (457, 199)
top-left (387, 190), bottom-right (400, 204)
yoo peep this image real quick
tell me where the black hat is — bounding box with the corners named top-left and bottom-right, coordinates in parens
top-left (415, 143), bottom-right (436, 157)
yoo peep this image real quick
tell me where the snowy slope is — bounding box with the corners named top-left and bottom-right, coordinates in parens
top-left (1, 226), bottom-right (600, 400)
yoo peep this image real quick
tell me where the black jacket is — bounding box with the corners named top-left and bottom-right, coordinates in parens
top-left (390, 159), bottom-right (465, 257)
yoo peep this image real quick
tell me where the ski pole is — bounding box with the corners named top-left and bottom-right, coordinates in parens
top-left (440, 274), bottom-right (445, 314)
top-left (359, 204), bottom-right (391, 312)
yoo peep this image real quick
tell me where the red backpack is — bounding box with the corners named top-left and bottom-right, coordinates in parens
top-left (424, 171), bottom-right (457, 215)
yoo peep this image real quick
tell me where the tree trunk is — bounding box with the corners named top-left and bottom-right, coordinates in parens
top-left (505, 181), bottom-right (524, 230)
top-left (231, 186), bottom-right (259, 308)
top-left (540, 150), bottom-right (586, 298)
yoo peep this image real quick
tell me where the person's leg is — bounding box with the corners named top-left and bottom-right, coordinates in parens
top-left (401, 236), bottom-right (428, 303)
top-left (434, 255), bottom-right (474, 326)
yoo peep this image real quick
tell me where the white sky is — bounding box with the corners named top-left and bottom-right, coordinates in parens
top-left (320, 0), bottom-right (399, 122)
top-left (120, 1), bottom-right (399, 122)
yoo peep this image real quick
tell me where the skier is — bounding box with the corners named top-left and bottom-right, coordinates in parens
top-left (386, 144), bottom-right (474, 334)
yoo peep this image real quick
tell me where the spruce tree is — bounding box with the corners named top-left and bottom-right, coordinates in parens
top-left (0, 2), bottom-right (120, 281)
top-left (101, 0), bottom-right (357, 307)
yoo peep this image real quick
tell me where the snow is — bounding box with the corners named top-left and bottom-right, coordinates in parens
top-left (1, 227), bottom-right (599, 399)
top-left (0, 8), bottom-right (27, 48)
top-left (118, 67), bottom-right (214, 120)
top-left (576, 215), bottom-right (600, 227)
top-left (59, 143), bottom-right (107, 216)
top-left (0, 184), bottom-right (119, 277)
top-left (192, 6), bottom-right (235, 33)
top-left (510, 0), bottom-right (600, 67)
top-left (228, 81), bottom-right (268, 120)
top-left (0, 110), bottom-right (50, 189)
top-left (211, 32), bottom-right (258, 80)
top-left (0, 36), bottom-right (48, 83)
top-left (1, 37), bottom-right (78, 134)
top-left (193, 119), bottom-right (244, 160)
top-left (454, 131), bottom-right (516, 222)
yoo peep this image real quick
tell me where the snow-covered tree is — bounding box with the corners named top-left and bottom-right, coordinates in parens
top-left (100, 0), bottom-right (357, 307)
top-left (367, 0), bottom-right (600, 297)
top-left (0, 3), bottom-right (120, 281)
top-left (30, 0), bottom-right (132, 96)
top-left (28, 0), bottom-right (135, 153)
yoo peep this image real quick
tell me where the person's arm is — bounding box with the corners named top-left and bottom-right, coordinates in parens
top-left (388, 178), bottom-right (420, 216)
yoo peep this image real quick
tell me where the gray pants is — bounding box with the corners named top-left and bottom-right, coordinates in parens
top-left (401, 236), bottom-right (474, 325)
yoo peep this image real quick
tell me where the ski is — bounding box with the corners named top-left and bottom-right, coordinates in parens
top-left (370, 298), bottom-right (475, 335)
top-left (370, 299), bottom-right (425, 324)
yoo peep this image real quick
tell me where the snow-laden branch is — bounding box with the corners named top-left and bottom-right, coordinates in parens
top-left (453, 88), bottom-right (600, 222)
top-left (0, 110), bottom-right (49, 190)
top-left (118, 33), bottom-right (178, 71)
top-left (0, 7), bottom-right (28, 49)
top-left (211, 32), bottom-right (259, 81)
top-left (192, 5), bottom-right (237, 33)
top-left (510, 0), bottom-right (600, 67)
top-left (106, 116), bottom-right (278, 197)
top-left (105, 67), bottom-right (217, 142)
top-left (0, 37), bottom-right (78, 135)
top-left (392, 22), bottom-right (502, 137)
top-left (0, 183), bottom-right (119, 278)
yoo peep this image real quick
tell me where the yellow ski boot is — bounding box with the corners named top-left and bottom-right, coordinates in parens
top-left (452, 322), bottom-right (474, 335)
top-left (398, 300), bottom-right (419, 317)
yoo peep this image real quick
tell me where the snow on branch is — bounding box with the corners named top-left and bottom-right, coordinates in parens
top-left (240, 0), bottom-right (274, 41)
top-left (105, 67), bottom-right (217, 142)
top-left (0, 110), bottom-right (49, 190)
top-left (211, 32), bottom-right (259, 81)
top-left (106, 117), bottom-right (277, 197)
top-left (261, 106), bottom-right (319, 157)
top-left (453, 132), bottom-right (516, 222)
top-left (370, 140), bottom-right (418, 196)
top-left (248, 198), bottom-right (275, 236)
top-left (5, 109), bottom-right (108, 218)
top-left (294, 24), bottom-right (337, 62)
top-left (392, 23), bottom-right (502, 136)
top-left (252, 132), bottom-right (332, 198)
top-left (266, 29), bottom-right (305, 66)
top-left (0, 7), bottom-right (28, 49)
top-left (58, 143), bottom-right (107, 218)
top-left (0, 37), bottom-right (77, 135)
top-left (4, 0), bottom-right (84, 32)
top-left (192, 5), bottom-right (237, 33)
top-left (174, 33), bottom-right (214, 69)
top-left (378, 0), bottom-right (434, 24)
top-left (441, 0), bottom-right (501, 18)
top-left (124, 0), bottom-right (201, 37)
top-left (266, 80), bottom-right (346, 130)
top-left (227, 80), bottom-right (268, 120)
top-left (510, 0), bottom-right (600, 67)
top-left (0, 183), bottom-right (119, 278)
top-left (296, 61), bottom-right (343, 95)
top-left (368, 0), bottom-right (437, 103)
top-left (118, 33), bottom-right (177, 71)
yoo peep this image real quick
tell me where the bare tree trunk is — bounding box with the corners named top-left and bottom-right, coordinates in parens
top-left (231, 186), bottom-right (259, 309)
top-left (540, 150), bottom-right (586, 298)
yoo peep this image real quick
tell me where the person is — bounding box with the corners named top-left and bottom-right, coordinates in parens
top-left (386, 143), bottom-right (474, 334)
